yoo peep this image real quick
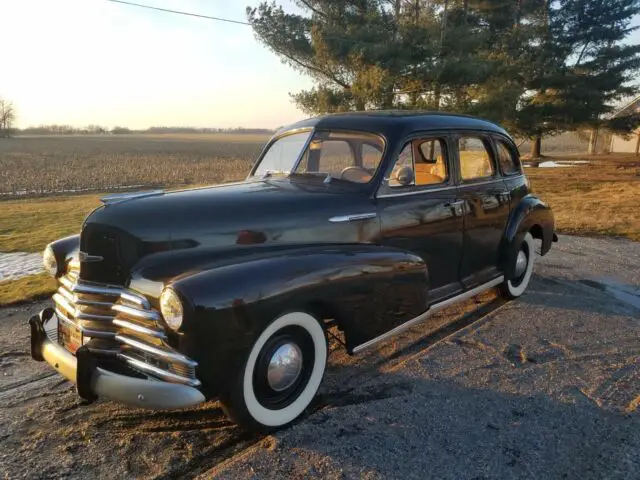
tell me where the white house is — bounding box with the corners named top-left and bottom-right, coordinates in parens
top-left (610, 95), bottom-right (640, 154)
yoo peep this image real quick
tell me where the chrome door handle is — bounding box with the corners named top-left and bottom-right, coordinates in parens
top-left (445, 200), bottom-right (465, 216)
top-left (329, 213), bottom-right (377, 223)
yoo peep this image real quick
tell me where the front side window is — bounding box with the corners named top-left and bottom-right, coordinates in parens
top-left (458, 136), bottom-right (495, 181)
top-left (387, 138), bottom-right (448, 188)
top-left (253, 130), bottom-right (385, 184)
top-left (495, 140), bottom-right (520, 175)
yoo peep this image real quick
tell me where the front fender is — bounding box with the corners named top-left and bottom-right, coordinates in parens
top-left (169, 245), bottom-right (427, 396)
top-left (47, 234), bottom-right (80, 276)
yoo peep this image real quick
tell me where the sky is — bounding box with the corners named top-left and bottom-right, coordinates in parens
top-left (2, 0), bottom-right (312, 129)
top-left (2, 0), bottom-right (640, 130)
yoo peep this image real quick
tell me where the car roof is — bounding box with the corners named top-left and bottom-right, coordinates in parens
top-left (279, 110), bottom-right (510, 139)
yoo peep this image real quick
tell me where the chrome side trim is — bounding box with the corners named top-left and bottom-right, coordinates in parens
top-left (112, 304), bottom-right (160, 321)
top-left (112, 319), bottom-right (167, 339)
top-left (117, 353), bottom-right (201, 387)
top-left (377, 185), bottom-right (456, 198)
top-left (430, 276), bottom-right (504, 312)
top-left (352, 276), bottom-right (504, 353)
top-left (329, 212), bottom-right (377, 223)
top-left (376, 174), bottom-right (525, 199)
top-left (115, 334), bottom-right (198, 366)
top-left (458, 178), bottom-right (508, 188)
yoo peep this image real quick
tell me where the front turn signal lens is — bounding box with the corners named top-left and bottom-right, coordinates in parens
top-left (160, 288), bottom-right (184, 331)
top-left (42, 245), bottom-right (58, 277)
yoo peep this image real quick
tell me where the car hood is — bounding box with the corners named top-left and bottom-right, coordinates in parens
top-left (79, 179), bottom-right (379, 284)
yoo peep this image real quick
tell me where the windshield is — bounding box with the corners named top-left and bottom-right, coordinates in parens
top-left (252, 130), bottom-right (385, 184)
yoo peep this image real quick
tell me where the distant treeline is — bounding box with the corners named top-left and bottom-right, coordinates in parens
top-left (15, 125), bottom-right (276, 135)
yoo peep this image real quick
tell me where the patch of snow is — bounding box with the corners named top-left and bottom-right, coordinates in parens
top-left (537, 161), bottom-right (571, 168)
top-left (0, 252), bottom-right (44, 282)
top-left (524, 160), bottom-right (591, 168)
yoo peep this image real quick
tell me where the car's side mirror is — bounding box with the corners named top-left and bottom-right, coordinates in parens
top-left (390, 165), bottom-right (415, 187)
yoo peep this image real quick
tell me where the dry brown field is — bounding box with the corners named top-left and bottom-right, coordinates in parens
top-left (0, 133), bottom-right (267, 197)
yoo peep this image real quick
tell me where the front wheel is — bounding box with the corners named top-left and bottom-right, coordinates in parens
top-left (220, 311), bottom-right (327, 433)
top-left (499, 232), bottom-right (535, 299)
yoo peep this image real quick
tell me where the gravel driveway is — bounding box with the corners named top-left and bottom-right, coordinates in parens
top-left (0, 235), bottom-right (638, 479)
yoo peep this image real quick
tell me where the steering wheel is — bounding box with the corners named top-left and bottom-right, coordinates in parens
top-left (340, 166), bottom-right (372, 183)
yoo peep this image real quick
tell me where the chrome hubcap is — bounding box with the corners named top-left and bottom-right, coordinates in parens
top-left (267, 343), bottom-right (303, 392)
top-left (514, 250), bottom-right (528, 277)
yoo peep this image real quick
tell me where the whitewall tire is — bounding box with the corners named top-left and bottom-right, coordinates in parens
top-left (220, 311), bottom-right (327, 432)
top-left (500, 232), bottom-right (535, 299)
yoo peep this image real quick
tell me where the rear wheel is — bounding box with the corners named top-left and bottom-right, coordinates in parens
top-left (499, 232), bottom-right (535, 299)
top-left (220, 311), bottom-right (327, 433)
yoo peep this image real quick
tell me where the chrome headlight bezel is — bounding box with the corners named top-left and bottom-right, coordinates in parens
top-left (42, 245), bottom-right (58, 277)
top-left (160, 288), bottom-right (184, 331)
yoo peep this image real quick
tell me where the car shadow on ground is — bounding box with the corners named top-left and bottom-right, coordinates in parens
top-left (521, 274), bottom-right (640, 315)
top-left (251, 374), bottom-right (640, 480)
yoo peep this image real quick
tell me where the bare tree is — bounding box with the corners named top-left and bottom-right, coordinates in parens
top-left (0, 98), bottom-right (16, 137)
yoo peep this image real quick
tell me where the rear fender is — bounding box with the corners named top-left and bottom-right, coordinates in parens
top-left (500, 194), bottom-right (555, 280)
top-left (169, 245), bottom-right (427, 396)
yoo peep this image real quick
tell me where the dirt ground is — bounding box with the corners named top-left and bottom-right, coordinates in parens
top-left (0, 235), bottom-right (638, 479)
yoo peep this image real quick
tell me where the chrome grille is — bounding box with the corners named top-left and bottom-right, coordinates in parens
top-left (52, 262), bottom-right (200, 387)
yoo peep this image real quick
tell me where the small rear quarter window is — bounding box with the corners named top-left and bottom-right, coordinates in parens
top-left (496, 140), bottom-right (520, 175)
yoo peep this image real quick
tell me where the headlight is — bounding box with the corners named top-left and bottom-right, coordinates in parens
top-left (160, 288), bottom-right (183, 331)
top-left (42, 245), bottom-right (58, 277)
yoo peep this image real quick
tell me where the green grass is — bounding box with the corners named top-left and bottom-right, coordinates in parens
top-left (0, 273), bottom-right (57, 307)
top-left (0, 194), bottom-right (101, 253)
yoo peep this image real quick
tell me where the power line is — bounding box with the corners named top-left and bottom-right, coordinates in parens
top-left (106, 0), bottom-right (382, 46)
top-left (106, 0), bottom-right (251, 25)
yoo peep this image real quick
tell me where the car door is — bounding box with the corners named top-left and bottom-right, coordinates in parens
top-left (377, 133), bottom-right (465, 303)
top-left (454, 133), bottom-right (511, 287)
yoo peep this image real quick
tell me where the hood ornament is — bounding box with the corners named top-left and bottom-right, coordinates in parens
top-left (100, 190), bottom-right (164, 206)
top-left (78, 251), bottom-right (103, 263)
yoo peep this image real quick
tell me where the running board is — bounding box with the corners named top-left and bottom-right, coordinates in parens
top-left (351, 276), bottom-right (504, 354)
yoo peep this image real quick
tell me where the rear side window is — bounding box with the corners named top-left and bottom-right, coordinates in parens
top-left (458, 136), bottom-right (495, 181)
top-left (495, 140), bottom-right (520, 175)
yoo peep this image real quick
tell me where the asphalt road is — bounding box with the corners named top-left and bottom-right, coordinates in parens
top-left (0, 235), bottom-right (638, 479)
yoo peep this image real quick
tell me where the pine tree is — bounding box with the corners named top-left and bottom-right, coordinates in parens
top-left (482, 0), bottom-right (640, 157)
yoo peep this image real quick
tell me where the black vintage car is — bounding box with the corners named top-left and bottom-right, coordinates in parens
top-left (30, 111), bottom-right (556, 432)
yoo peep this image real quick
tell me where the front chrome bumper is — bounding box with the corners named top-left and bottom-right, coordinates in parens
top-left (29, 309), bottom-right (205, 410)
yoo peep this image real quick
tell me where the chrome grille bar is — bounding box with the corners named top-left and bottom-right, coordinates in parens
top-left (112, 319), bottom-right (167, 339)
top-left (52, 293), bottom-right (115, 321)
top-left (112, 304), bottom-right (160, 321)
top-left (59, 276), bottom-right (124, 297)
top-left (55, 308), bottom-right (116, 339)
